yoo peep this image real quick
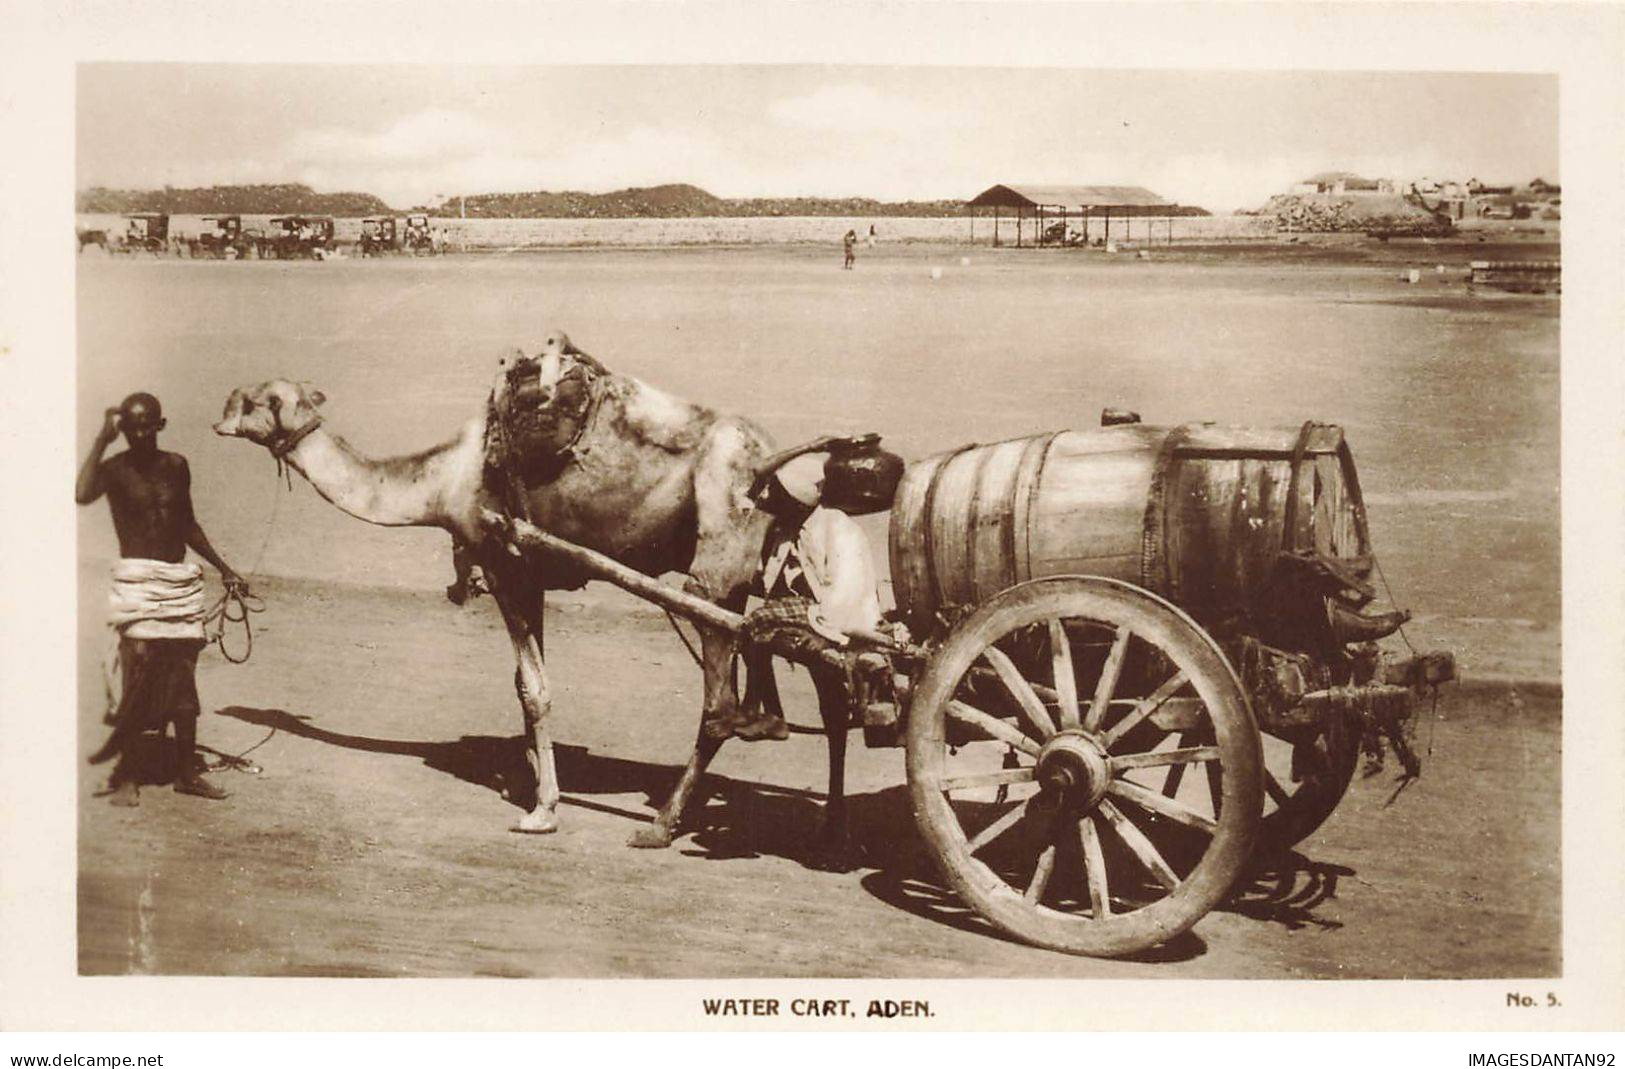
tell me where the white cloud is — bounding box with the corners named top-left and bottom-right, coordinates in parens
top-left (291, 108), bottom-right (502, 165)
top-left (279, 111), bottom-right (746, 207)
top-left (541, 127), bottom-right (731, 192)
top-left (769, 84), bottom-right (952, 134)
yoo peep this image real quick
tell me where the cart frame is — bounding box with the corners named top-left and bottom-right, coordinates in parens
top-left (482, 464), bottom-right (1450, 958)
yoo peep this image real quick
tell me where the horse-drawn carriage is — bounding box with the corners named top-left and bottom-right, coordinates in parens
top-left (115, 213), bottom-right (170, 255)
top-left (487, 413), bottom-right (1453, 958)
top-left (358, 216), bottom-right (398, 256)
top-left (403, 214), bottom-right (437, 255)
top-left (189, 215), bottom-right (254, 260)
top-left (260, 215), bottom-right (336, 259)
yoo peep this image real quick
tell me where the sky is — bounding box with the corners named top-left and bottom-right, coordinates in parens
top-left (77, 66), bottom-right (1558, 212)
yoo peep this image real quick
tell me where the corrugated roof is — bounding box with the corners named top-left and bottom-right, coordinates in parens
top-left (967, 184), bottom-right (1170, 209)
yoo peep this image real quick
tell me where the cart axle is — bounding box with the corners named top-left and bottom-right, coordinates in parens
top-left (1035, 732), bottom-right (1111, 811)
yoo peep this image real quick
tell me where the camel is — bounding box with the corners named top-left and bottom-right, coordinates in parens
top-left (213, 331), bottom-right (788, 847)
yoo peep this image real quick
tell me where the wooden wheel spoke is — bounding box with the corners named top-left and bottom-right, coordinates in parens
top-left (947, 701), bottom-right (1042, 757)
top-left (1263, 770), bottom-right (1292, 807)
top-left (1161, 731), bottom-right (1195, 797)
top-left (1097, 800), bottom-right (1180, 890)
top-left (1109, 745), bottom-right (1221, 773)
top-left (981, 646), bottom-right (1056, 740)
top-left (1083, 625), bottom-right (1133, 731)
top-left (1100, 669), bottom-right (1190, 749)
top-left (1025, 844), bottom-right (1057, 904)
top-left (909, 577), bottom-right (1267, 956)
top-left (964, 799), bottom-right (1030, 855)
top-left (1077, 816), bottom-right (1110, 918)
top-left (1108, 777), bottom-right (1219, 833)
top-left (942, 766), bottom-right (1036, 793)
top-left (1047, 619), bottom-right (1081, 730)
top-left (1205, 757), bottom-right (1224, 817)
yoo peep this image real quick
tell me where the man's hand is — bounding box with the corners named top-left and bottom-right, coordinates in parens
top-left (98, 407), bottom-right (122, 444)
top-left (221, 570), bottom-right (250, 598)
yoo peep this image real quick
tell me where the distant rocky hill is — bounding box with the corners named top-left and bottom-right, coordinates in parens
top-left (1259, 192), bottom-right (1452, 235)
top-left (444, 183), bottom-right (727, 218)
top-left (440, 184), bottom-right (969, 219)
top-left (78, 181), bottom-right (1169, 220)
top-left (77, 183), bottom-right (393, 217)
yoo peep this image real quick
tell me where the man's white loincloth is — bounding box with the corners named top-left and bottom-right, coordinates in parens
top-left (108, 559), bottom-right (207, 640)
top-left (103, 560), bottom-right (207, 719)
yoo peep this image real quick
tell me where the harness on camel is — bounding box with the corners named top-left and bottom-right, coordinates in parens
top-left (481, 343), bottom-right (612, 590)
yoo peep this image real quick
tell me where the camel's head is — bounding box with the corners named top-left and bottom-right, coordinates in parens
top-left (214, 380), bottom-right (327, 447)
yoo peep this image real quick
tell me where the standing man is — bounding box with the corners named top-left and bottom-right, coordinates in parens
top-left (77, 393), bottom-right (245, 805)
top-left (842, 228), bottom-right (857, 270)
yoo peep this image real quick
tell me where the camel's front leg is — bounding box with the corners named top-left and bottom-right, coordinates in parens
top-left (492, 580), bottom-right (559, 835)
top-left (446, 536), bottom-right (475, 605)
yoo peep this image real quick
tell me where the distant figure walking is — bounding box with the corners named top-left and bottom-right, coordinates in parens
top-left (867, 224), bottom-right (877, 249)
top-left (842, 229), bottom-right (857, 270)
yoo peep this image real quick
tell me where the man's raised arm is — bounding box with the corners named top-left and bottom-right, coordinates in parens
top-left (75, 407), bottom-right (122, 505)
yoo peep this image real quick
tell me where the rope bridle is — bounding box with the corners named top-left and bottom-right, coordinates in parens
top-left (268, 411), bottom-right (323, 488)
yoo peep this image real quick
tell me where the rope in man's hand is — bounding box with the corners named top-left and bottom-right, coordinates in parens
top-left (206, 581), bottom-right (265, 664)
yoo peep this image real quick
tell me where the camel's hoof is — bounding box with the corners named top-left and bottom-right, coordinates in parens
top-left (510, 810), bottom-right (559, 835)
top-left (627, 824), bottom-right (673, 849)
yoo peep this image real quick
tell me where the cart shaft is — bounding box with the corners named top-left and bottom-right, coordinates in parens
top-left (481, 509), bottom-right (906, 665)
top-left (482, 508), bottom-right (746, 632)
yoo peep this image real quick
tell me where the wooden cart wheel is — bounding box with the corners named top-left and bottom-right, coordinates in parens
top-left (1252, 432), bottom-right (1365, 848)
top-left (906, 576), bottom-right (1263, 957)
top-left (1256, 714), bottom-right (1359, 852)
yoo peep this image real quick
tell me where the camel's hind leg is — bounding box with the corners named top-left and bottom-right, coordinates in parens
top-left (487, 554), bottom-right (560, 834)
top-left (629, 598), bottom-right (741, 849)
top-left (631, 419), bottom-right (770, 849)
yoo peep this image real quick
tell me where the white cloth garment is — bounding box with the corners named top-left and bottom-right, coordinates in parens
top-left (102, 559), bottom-right (207, 719)
top-left (108, 559), bottom-right (207, 641)
top-left (760, 507), bottom-right (882, 643)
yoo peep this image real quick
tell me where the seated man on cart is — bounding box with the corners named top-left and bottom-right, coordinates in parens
top-left (723, 442), bottom-right (902, 744)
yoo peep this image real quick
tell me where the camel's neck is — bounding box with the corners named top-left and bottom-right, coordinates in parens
top-left (281, 422), bottom-right (483, 531)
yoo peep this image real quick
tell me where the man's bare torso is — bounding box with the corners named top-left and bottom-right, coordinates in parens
top-left (101, 450), bottom-right (193, 562)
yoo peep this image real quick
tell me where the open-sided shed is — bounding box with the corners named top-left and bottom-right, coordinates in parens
top-left (966, 183), bottom-right (1189, 247)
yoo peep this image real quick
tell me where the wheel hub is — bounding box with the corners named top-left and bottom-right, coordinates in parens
top-left (1035, 731), bottom-right (1110, 811)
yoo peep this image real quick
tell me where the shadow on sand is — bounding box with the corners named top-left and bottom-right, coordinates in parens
top-left (215, 705), bottom-right (1348, 961)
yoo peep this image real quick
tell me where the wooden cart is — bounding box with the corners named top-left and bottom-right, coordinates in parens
top-left (486, 418), bottom-right (1452, 958)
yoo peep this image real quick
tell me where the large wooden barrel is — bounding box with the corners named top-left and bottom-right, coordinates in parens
top-left (887, 422), bottom-right (1371, 637)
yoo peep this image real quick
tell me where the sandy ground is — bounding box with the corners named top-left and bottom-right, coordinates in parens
top-left (77, 571), bottom-right (1559, 978)
top-left (76, 241), bottom-right (1561, 976)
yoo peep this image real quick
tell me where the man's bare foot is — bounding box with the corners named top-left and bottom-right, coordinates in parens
top-left (109, 781), bottom-right (139, 807)
top-left (733, 714), bottom-right (790, 742)
top-left (174, 776), bottom-right (229, 800)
